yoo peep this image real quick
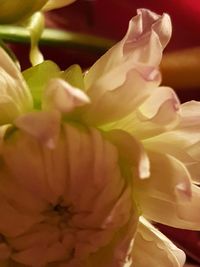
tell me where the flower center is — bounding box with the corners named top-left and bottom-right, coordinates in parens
top-left (44, 202), bottom-right (72, 229)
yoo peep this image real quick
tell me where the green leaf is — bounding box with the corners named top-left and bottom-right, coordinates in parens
top-left (61, 64), bottom-right (85, 90)
top-left (23, 60), bottom-right (60, 109)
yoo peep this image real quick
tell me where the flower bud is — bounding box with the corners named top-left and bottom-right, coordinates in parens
top-left (0, 0), bottom-right (48, 24)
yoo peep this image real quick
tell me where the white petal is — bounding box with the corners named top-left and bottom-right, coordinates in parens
top-left (179, 101), bottom-right (200, 128)
top-left (132, 217), bottom-right (186, 267)
top-left (85, 9), bottom-right (171, 89)
top-left (42, 78), bottom-right (90, 113)
top-left (135, 151), bottom-right (192, 204)
top-left (139, 184), bottom-right (200, 230)
top-left (83, 66), bottom-right (160, 125)
top-left (100, 86), bottom-right (180, 138)
top-left (144, 137), bottom-right (200, 184)
top-left (137, 86), bottom-right (180, 126)
top-left (15, 110), bottom-right (61, 149)
top-left (154, 101), bottom-right (200, 149)
top-left (0, 48), bottom-right (33, 125)
top-left (83, 9), bottom-right (171, 125)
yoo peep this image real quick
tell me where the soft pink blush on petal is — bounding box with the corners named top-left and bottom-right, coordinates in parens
top-left (42, 78), bottom-right (90, 113)
top-left (15, 110), bottom-right (61, 149)
top-left (82, 9), bottom-right (171, 126)
top-left (85, 9), bottom-right (171, 89)
top-left (135, 151), bottom-right (192, 205)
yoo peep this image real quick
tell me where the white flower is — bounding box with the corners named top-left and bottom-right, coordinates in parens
top-left (0, 8), bottom-right (198, 267)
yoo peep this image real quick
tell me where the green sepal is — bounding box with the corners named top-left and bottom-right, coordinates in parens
top-left (23, 60), bottom-right (61, 109)
top-left (61, 64), bottom-right (85, 90)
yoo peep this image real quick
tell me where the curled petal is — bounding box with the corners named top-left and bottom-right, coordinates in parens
top-left (85, 9), bottom-right (171, 89)
top-left (144, 138), bottom-right (200, 184)
top-left (135, 151), bottom-right (192, 205)
top-left (139, 185), bottom-right (200, 230)
top-left (155, 101), bottom-right (200, 148)
top-left (100, 86), bottom-right (180, 139)
top-left (178, 101), bottom-right (200, 128)
top-left (132, 217), bottom-right (186, 267)
top-left (144, 139), bottom-right (195, 165)
top-left (0, 48), bottom-right (33, 124)
top-left (83, 9), bottom-right (171, 125)
top-left (137, 86), bottom-right (180, 126)
top-left (42, 78), bottom-right (90, 113)
top-left (83, 66), bottom-right (160, 125)
top-left (142, 101), bottom-right (200, 183)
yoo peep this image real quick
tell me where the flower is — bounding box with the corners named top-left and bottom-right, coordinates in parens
top-left (0, 8), bottom-right (199, 267)
top-left (0, 0), bottom-right (76, 24)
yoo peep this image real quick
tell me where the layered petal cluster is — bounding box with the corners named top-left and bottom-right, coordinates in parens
top-left (0, 8), bottom-right (199, 267)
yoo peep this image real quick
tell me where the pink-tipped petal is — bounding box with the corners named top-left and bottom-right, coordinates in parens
top-left (14, 110), bottom-right (61, 148)
top-left (82, 9), bottom-right (171, 126)
top-left (42, 78), bottom-right (90, 113)
top-left (135, 151), bottom-right (192, 205)
top-left (137, 86), bottom-right (180, 126)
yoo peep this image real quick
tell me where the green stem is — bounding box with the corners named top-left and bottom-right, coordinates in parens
top-left (0, 25), bottom-right (115, 53)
